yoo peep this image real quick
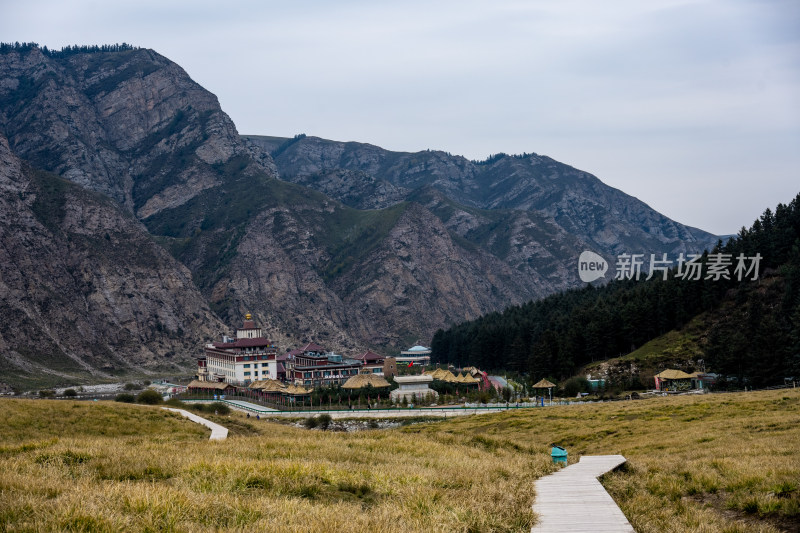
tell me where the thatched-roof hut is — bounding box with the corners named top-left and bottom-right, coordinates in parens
top-left (459, 373), bottom-right (479, 385)
top-left (441, 370), bottom-right (458, 383)
top-left (654, 369), bottom-right (694, 391)
top-left (532, 379), bottom-right (556, 389)
top-left (284, 384), bottom-right (311, 395)
top-left (249, 379), bottom-right (287, 392)
top-left (342, 373), bottom-right (391, 390)
top-left (187, 380), bottom-right (234, 393)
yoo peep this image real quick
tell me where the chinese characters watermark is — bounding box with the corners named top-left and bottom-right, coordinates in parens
top-left (579, 251), bottom-right (762, 282)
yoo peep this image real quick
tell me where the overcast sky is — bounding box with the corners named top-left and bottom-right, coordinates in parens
top-left (2, 0), bottom-right (798, 235)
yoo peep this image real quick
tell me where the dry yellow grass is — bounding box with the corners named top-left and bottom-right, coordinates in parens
top-left (1, 389), bottom-right (798, 532)
top-left (409, 389), bottom-right (800, 533)
top-left (0, 400), bottom-right (550, 532)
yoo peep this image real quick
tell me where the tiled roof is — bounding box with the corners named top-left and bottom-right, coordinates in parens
top-left (355, 350), bottom-right (383, 362)
top-left (301, 342), bottom-right (325, 352)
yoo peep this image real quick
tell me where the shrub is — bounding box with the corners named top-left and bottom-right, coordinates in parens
top-left (164, 398), bottom-right (185, 408)
top-left (208, 402), bottom-right (230, 415)
top-left (317, 413), bottom-right (332, 430)
top-left (114, 393), bottom-right (135, 403)
top-left (562, 377), bottom-right (591, 398)
top-left (124, 383), bottom-right (139, 391)
top-left (63, 389), bottom-right (78, 397)
top-left (38, 390), bottom-right (55, 398)
top-left (135, 389), bottom-right (163, 405)
top-left (303, 413), bottom-right (333, 430)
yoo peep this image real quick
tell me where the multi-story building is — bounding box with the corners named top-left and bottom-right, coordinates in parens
top-left (354, 350), bottom-right (386, 375)
top-left (197, 314), bottom-right (278, 385)
top-left (289, 342), bottom-right (362, 387)
top-left (397, 345), bottom-right (432, 366)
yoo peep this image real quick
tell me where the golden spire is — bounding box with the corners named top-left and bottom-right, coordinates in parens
top-left (245, 313), bottom-right (252, 320)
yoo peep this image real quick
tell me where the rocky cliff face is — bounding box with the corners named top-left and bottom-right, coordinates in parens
top-left (0, 133), bottom-right (224, 388)
top-left (0, 45), bottom-right (719, 387)
top-left (247, 135), bottom-right (718, 257)
top-left (0, 47), bottom-right (275, 219)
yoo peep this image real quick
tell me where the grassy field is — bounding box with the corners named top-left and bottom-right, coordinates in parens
top-left (582, 319), bottom-right (707, 390)
top-left (0, 389), bottom-right (798, 532)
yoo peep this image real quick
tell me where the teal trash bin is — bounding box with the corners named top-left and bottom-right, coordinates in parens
top-left (551, 445), bottom-right (567, 465)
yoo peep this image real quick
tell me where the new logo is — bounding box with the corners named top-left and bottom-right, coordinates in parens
top-left (578, 251), bottom-right (608, 282)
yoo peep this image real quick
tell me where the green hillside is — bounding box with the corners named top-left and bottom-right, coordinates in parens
top-left (432, 193), bottom-right (800, 387)
top-left (582, 323), bottom-right (706, 389)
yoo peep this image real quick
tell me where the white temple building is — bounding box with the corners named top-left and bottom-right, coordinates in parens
top-left (390, 375), bottom-right (438, 404)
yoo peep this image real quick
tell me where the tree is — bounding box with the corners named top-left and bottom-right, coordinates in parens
top-left (135, 389), bottom-right (163, 405)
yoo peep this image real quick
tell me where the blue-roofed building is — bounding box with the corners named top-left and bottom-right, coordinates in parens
top-left (397, 345), bottom-right (431, 366)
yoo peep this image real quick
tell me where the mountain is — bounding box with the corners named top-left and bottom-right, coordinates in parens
top-left (0, 133), bottom-right (224, 389)
top-left (430, 194), bottom-right (800, 387)
top-left (0, 44), bottom-right (719, 387)
top-left (246, 135), bottom-right (718, 256)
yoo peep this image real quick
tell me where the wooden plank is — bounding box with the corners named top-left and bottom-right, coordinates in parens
top-left (532, 455), bottom-right (634, 532)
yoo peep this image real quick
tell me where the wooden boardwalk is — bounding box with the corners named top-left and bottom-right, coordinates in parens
top-left (532, 455), bottom-right (634, 532)
top-left (163, 408), bottom-right (228, 440)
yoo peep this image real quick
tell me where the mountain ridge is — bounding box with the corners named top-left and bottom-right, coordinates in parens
top-left (0, 44), bottom-right (719, 387)
top-left (246, 134), bottom-right (717, 254)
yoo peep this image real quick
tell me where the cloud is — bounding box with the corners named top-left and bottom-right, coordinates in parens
top-left (1, 0), bottom-right (797, 234)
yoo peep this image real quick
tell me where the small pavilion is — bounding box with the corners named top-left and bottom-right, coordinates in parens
top-left (654, 369), bottom-right (693, 391)
top-left (533, 378), bottom-right (556, 404)
top-left (390, 374), bottom-right (438, 404)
